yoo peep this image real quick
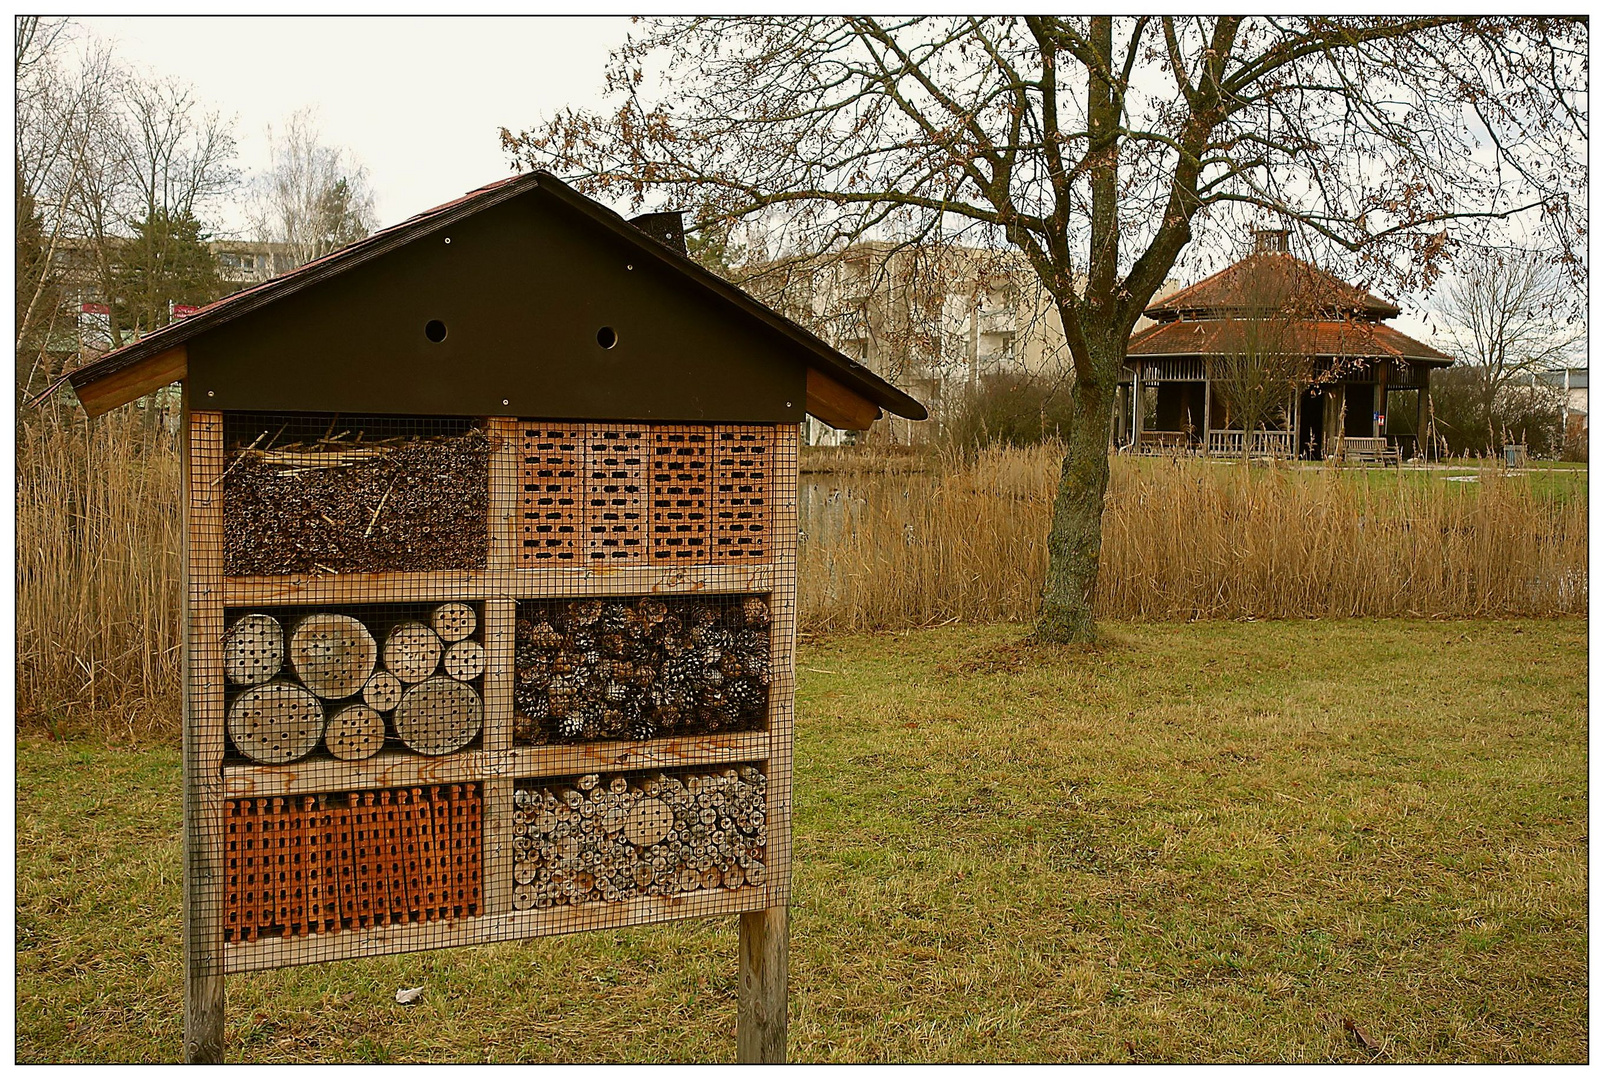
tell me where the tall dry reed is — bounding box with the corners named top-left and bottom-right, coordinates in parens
top-left (799, 448), bottom-right (1587, 632)
top-left (13, 418), bottom-right (1585, 734)
top-left (16, 405), bottom-right (183, 734)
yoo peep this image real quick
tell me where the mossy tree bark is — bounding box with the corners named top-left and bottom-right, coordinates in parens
top-left (1038, 343), bottom-right (1120, 643)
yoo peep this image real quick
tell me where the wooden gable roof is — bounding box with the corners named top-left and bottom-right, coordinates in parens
top-left (46, 171), bottom-right (926, 430)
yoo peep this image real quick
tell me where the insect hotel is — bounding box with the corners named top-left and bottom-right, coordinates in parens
top-left (54, 171), bottom-right (926, 1063)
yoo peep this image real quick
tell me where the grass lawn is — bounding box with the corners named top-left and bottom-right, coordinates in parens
top-left (16, 618), bottom-right (1587, 1063)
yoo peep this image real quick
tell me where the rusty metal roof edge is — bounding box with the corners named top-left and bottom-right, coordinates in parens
top-left (52, 169), bottom-right (928, 423)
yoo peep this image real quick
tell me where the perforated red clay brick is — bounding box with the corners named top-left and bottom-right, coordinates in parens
top-left (582, 425), bottom-right (649, 564)
top-left (518, 425), bottom-right (584, 565)
top-left (462, 783), bottom-right (483, 916)
top-left (379, 790), bottom-right (407, 922)
top-left (415, 786), bottom-right (443, 921)
top-left (222, 785), bottom-right (485, 943)
top-left (650, 426), bottom-right (712, 562)
top-left (302, 796), bottom-right (335, 934)
top-left (224, 800), bottom-right (247, 943)
top-left (711, 425), bottom-right (773, 563)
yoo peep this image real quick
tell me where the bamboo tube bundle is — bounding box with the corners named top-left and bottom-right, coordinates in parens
top-left (509, 767), bottom-right (766, 909)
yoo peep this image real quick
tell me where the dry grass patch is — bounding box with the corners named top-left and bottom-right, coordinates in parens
top-left (16, 619), bottom-right (1586, 1062)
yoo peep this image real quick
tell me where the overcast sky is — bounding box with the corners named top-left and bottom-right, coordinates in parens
top-left (76, 15), bottom-right (632, 233)
top-left (67, 14), bottom-right (1469, 340)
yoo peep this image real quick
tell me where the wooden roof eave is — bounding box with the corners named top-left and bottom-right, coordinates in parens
top-left (52, 343), bottom-right (886, 430)
top-left (63, 344), bottom-right (188, 419)
top-left (36, 171), bottom-right (926, 427)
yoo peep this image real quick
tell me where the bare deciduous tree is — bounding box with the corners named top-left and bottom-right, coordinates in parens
top-left (1435, 249), bottom-right (1584, 452)
top-left (503, 16), bottom-right (1585, 641)
top-left (16, 21), bottom-right (239, 392)
top-left (246, 108), bottom-right (377, 271)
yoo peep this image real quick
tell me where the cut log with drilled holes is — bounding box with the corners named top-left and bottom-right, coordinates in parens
top-left (442, 640), bottom-right (486, 681)
top-left (324, 704), bottom-right (386, 761)
top-left (222, 614), bottom-right (284, 686)
top-left (392, 676), bottom-right (483, 755)
top-left (384, 622), bottom-right (443, 683)
top-left (362, 670), bottom-right (403, 713)
top-left (288, 614), bottom-right (377, 700)
top-left (624, 798), bottom-right (674, 847)
top-left (227, 681), bottom-right (325, 764)
top-left (429, 602), bottom-right (477, 643)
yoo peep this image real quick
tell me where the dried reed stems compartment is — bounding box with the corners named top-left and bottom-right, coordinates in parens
top-left (222, 413), bottom-right (491, 576)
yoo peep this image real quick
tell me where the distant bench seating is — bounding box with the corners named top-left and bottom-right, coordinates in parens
top-left (1338, 436), bottom-right (1400, 466)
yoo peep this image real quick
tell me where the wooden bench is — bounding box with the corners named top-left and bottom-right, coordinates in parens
top-left (1339, 437), bottom-right (1400, 466)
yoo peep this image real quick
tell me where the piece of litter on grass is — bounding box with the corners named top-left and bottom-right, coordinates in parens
top-left (395, 986), bottom-right (425, 1005)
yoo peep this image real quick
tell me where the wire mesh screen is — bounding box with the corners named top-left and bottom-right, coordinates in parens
top-left (511, 766), bottom-right (767, 910)
top-left (512, 595), bottom-right (771, 745)
top-left (220, 412), bottom-right (489, 576)
top-left (189, 410), bottom-right (796, 975)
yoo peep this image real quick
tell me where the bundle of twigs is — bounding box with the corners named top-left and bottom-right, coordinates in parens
top-left (223, 427), bottom-right (494, 576)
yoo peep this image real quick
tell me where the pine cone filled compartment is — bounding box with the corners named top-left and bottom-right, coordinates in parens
top-left (509, 765), bottom-right (768, 911)
top-left (512, 594), bottom-right (772, 745)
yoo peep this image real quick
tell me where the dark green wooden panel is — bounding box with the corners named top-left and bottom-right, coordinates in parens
top-left (188, 194), bottom-right (805, 422)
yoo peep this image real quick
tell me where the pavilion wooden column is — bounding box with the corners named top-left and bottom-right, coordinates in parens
top-left (1201, 365), bottom-right (1213, 456)
top-left (1416, 366), bottom-right (1433, 459)
top-left (1131, 362), bottom-right (1144, 451)
top-left (1374, 361), bottom-right (1389, 437)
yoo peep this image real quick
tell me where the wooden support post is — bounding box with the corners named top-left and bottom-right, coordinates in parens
top-left (737, 906), bottom-right (789, 1063)
top-left (184, 402), bottom-right (226, 1063)
top-left (1201, 369), bottom-right (1213, 456)
top-left (482, 416), bottom-right (521, 917)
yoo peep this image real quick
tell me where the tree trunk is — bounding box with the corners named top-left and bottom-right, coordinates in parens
top-left (1036, 346), bottom-right (1119, 644)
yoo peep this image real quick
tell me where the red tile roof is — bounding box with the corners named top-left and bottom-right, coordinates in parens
top-left (1126, 317), bottom-right (1454, 364)
top-left (1144, 252), bottom-right (1401, 321)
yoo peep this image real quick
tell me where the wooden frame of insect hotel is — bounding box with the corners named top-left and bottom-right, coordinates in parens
top-left (50, 172), bottom-right (927, 1064)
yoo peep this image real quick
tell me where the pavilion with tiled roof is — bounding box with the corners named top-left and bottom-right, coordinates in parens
top-left (1121, 229), bottom-right (1454, 459)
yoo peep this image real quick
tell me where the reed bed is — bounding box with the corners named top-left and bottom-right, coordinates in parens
top-left (16, 406), bottom-right (183, 735)
top-left (13, 419), bottom-right (1586, 733)
top-left (799, 447), bottom-right (1587, 633)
